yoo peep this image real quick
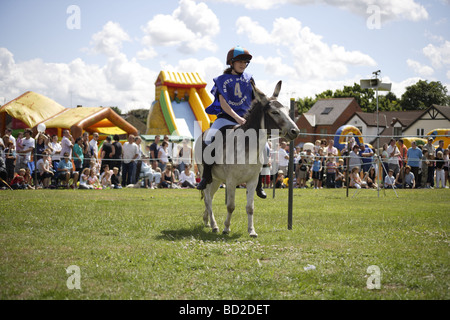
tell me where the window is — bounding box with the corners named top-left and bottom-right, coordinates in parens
top-left (299, 128), bottom-right (307, 137)
top-left (321, 107), bottom-right (333, 115)
top-left (416, 128), bottom-right (424, 137)
top-left (320, 128), bottom-right (328, 139)
top-left (394, 127), bottom-right (402, 139)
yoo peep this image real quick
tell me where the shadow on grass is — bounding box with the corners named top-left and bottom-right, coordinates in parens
top-left (155, 225), bottom-right (242, 241)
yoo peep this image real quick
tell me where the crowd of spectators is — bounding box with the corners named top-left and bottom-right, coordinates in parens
top-left (1, 129), bottom-right (449, 191)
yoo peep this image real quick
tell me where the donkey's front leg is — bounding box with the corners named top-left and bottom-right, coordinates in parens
top-left (223, 184), bottom-right (236, 234)
top-left (204, 181), bottom-right (221, 233)
top-left (246, 180), bottom-right (258, 238)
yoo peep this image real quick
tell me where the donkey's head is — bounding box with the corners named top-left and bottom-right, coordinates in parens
top-left (251, 81), bottom-right (300, 141)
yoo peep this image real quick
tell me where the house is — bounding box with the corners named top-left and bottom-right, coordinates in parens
top-left (346, 110), bottom-right (423, 147)
top-left (294, 98), bottom-right (362, 146)
top-left (402, 104), bottom-right (450, 139)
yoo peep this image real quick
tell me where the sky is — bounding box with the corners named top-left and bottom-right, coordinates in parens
top-left (0, 0), bottom-right (449, 113)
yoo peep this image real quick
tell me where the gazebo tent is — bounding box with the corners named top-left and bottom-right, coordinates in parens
top-left (0, 91), bottom-right (138, 138)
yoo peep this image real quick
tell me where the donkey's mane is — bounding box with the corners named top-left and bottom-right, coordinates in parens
top-left (240, 100), bottom-right (266, 132)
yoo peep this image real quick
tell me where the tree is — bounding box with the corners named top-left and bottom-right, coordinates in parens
top-left (400, 80), bottom-right (450, 110)
top-left (110, 106), bottom-right (122, 115)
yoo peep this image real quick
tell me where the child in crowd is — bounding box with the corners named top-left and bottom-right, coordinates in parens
top-left (435, 151), bottom-right (445, 188)
top-left (100, 165), bottom-right (112, 189)
top-left (79, 168), bottom-right (93, 189)
top-left (443, 149), bottom-right (449, 188)
top-left (326, 155), bottom-right (337, 188)
top-left (296, 152), bottom-right (309, 189)
top-left (350, 167), bottom-right (367, 189)
top-left (275, 170), bottom-right (286, 188)
top-left (426, 152), bottom-right (435, 188)
top-left (24, 167), bottom-right (33, 188)
top-left (10, 168), bottom-right (33, 189)
top-left (384, 169), bottom-right (395, 189)
top-left (311, 155), bottom-right (322, 189)
top-left (111, 167), bottom-right (122, 189)
top-left (88, 169), bottom-right (101, 189)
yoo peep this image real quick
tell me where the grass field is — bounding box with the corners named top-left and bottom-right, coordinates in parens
top-left (0, 187), bottom-right (448, 300)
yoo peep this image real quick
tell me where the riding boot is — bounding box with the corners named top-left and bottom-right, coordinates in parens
top-left (256, 174), bottom-right (267, 199)
top-left (197, 164), bottom-right (212, 190)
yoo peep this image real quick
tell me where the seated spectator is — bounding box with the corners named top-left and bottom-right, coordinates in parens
top-left (363, 166), bottom-right (378, 189)
top-left (275, 170), bottom-right (286, 188)
top-left (24, 167), bottom-right (34, 188)
top-left (384, 169), bottom-right (395, 189)
top-left (111, 167), bottom-right (122, 189)
top-left (160, 163), bottom-right (174, 188)
top-left (79, 168), bottom-right (93, 189)
top-left (403, 165), bottom-right (415, 189)
top-left (140, 158), bottom-right (161, 189)
top-left (178, 164), bottom-right (196, 188)
top-left (88, 169), bottom-right (101, 189)
top-left (10, 168), bottom-right (33, 190)
top-left (36, 151), bottom-right (54, 188)
top-left (349, 167), bottom-right (367, 189)
top-left (100, 165), bottom-right (112, 189)
top-left (394, 167), bottom-right (406, 189)
top-left (57, 152), bottom-right (79, 189)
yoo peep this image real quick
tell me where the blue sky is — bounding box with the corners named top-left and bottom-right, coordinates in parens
top-left (0, 0), bottom-right (449, 112)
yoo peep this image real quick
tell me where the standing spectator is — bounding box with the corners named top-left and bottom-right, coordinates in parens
top-left (72, 137), bottom-right (84, 172)
top-left (335, 158), bottom-right (345, 188)
top-left (435, 139), bottom-right (445, 155)
top-left (16, 129), bottom-right (35, 171)
top-left (177, 138), bottom-right (192, 172)
top-left (5, 128), bottom-right (16, 148)
top-left (443, 149), bottom-right (449, 188)
top-left (81, 132), bottom-right (93, 170)
top-left (326, 156), bottom-right (337, 188)
top-left (387, 138), bottom-right (400, 176)
top-left (359, 144), bottom-right (374, 174)
top-left (348, 144), bottom-right (362, 172)
top-left (157, 141), bottom-right (170, 171)
top-left (311, 154), bottom-right (322, 189)
top-left (435, 151), bottom-right (445, 188)
top-left (406, 141), bottom-right (422, 188)
top-left (100, 136), bottom-right (113, 171)
top-left (134, 136), bottom-right (144, 183)
top-left (4, 141), bottom-right (16, 183)
top-left (35, 132), bottom-right (52, 161)
top-left (380, 143), bottom-right (389, 183)
top-left (111, 134), bottom-right (123, 173)
top-left (326, 139), bottom-right (338, 157)
top-left (60, 130), bottom-right (74, 159)
top-left (89, 132), bottom-right (100, 162)
top-left (0, 155), bottom-right (7, 189)
top-left (121, 134), bottom-right (139, 187)
top-left (398, 139), bottom-right (408, 168)
top-left (421, 149), bottom-right (429, 188)
top-left (50, 134), bottom-right (62, 169)
top-left (426, 151), bottom-right (435, 188)
top-left (277, 141), bottom-right (289, 175)
top-left (149, 135), bottom-right (160, 170)
top-left (296, 152), bottom-right (309, 189)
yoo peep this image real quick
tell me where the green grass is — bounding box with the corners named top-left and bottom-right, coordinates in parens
top-left (0, 187), bottom-right (448, 300)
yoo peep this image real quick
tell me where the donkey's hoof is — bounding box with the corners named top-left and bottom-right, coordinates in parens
top-left (212, 227), bottom-right (219, 233)
top-left (222, 229), bottom-right (230, 235)
top-left (249, 232), bottom-right (258, 238)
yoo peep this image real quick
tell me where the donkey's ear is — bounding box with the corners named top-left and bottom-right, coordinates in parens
top-left (271, 81), bottom-right (282, 100)
top-left (251, 79), bottom-right (268, 104)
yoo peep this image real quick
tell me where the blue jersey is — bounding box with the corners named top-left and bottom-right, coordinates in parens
top-left (205, 72), bottom-right (254, 117)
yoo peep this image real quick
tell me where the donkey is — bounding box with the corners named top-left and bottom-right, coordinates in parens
top-left (195, 81), bottom-right (299, 237)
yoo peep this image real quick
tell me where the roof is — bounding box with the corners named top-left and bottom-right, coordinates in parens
top-left (155, 71), bottom-right (207, 88)
top-left (355, 110), bottom-right (423, 128)
top-left (303, 98), bottom-right (357, 126)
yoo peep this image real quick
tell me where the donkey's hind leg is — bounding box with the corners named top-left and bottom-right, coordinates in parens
top-left (203, 179), bottom-right (221, 233)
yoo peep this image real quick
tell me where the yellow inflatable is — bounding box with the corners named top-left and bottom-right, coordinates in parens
top-left (397, 137), bottom-right (427, 149)
top-left (427, 129), bottom-right (450, 148)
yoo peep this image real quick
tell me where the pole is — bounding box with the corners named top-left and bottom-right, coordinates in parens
top-left (288, 98), bottom-right (295, 230)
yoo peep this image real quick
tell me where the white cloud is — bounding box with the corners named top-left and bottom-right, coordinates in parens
top-left (88, 21), bottom-right (131, 57)
top-left (422, 40), bottom-right (450, 69)
top-left (406, 59), bottom-right (434, 77)
top-left (0, 47), bottom-right (157, 112)
top-left (141, 0), bottom-right (219, 54)
top-left (215, 0), bottom-right (428, 21)
top-left (236, 16), bottom-right (376, 80)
